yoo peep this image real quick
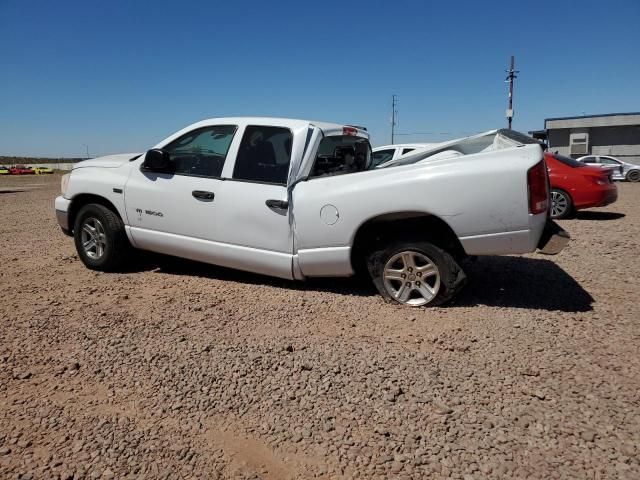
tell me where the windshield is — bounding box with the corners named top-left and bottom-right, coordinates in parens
top-left (553, 154), bottom-right (585, 168)
top-left (370, 149), bottom-right (395, 168)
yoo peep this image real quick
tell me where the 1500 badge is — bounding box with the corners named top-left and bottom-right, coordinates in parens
top-left (136, 208), bottom-right (164, 217)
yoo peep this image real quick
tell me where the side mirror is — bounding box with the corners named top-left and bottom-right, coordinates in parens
top-left (141, 149), bottom-right (174, 173)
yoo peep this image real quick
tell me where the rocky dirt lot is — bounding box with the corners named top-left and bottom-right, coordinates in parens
top-left (1, 174), bottom-right (639, 480)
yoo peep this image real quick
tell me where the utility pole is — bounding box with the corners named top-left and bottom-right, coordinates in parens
top-left (82, 144), bottom-right (90, 159)
top-left (505, 56), bottom-right (518, 130)
top-left (391, 94), bottom-right (398, 144)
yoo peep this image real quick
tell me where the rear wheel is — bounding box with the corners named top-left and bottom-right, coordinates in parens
top-left (367, 240), bottom-right (466, 307)
top-left (73, 203), bottom-right (130, 271)
top-left (626, 170), bottom-right (640, 182)
top-left (550, 189), bottom-right (573, 219)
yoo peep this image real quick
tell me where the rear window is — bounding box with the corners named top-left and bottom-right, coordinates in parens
top-left (600, 157), bottom-right (621, 165)
top-left (552, 154), bottom-right (585, 168)
top-left (310, 136), bottom-right (371, 178)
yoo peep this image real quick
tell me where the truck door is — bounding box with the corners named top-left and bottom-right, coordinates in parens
top-left (124, 124), bottom-right (238, 262)
top-left (205, 124), bottom-right (298, 279)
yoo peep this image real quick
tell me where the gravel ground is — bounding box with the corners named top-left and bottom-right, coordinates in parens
top-left (1, 174), bottom-right (639, 479)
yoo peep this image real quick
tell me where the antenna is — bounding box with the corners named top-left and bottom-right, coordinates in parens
top-left (505, 56), bottom-right (519, 130)
top-left (391, 95), bottom-right (398, 144)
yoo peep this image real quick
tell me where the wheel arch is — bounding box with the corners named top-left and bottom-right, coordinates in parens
top-left (350, 212), bottom-right (466, 275)
top-left (550, 187), bottom-right (573, 202)
top-left (68, 194), bottom-right (124, 234)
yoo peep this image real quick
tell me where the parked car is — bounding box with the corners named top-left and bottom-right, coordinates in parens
top-left (576, 155), bottom-right (640, 182)
top-left (546, 152), bottom-right (618, 219)
top-left (371, 143), bottom-right (437, 168)
top-left (0, 165), bottom-right (10, 175)
top-left (54, 119), bottom-right (567, 307)
top-left (10, 165), bottom-right (35, 175)
top-left (33, 166), bottom-right (54, 174)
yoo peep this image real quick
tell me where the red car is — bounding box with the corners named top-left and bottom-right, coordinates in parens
top-left (545, 152), bottom-right (617, 219)
top-left (9, 165), bottom-right (35, 175)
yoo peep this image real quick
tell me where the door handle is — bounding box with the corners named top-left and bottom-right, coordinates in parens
top-left (265, 199), bottom-right (288, 209)
top-left (192, 190), bottom-right (215, 200)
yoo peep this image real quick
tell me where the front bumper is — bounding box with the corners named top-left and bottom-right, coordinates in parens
top-left (55, 196), bottom-right (72, 236)
top-left (537, 219), bottom-right (570, 255)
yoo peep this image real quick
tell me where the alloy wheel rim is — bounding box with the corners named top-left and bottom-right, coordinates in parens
top-left (551, 191), bottom-right (568, 218)
top-left (80, 217), bottom-right (107, 259)
top-left (382, 251), bottom-right (441, 306)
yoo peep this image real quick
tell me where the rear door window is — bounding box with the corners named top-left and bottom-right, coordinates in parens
top-left (401, 148), bottom-right (415, 155)
top-left (232, 126), bottom-right (293, 185)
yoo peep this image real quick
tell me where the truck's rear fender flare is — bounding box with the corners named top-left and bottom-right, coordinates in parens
top-left (67, 194), bottom-right (125, 235)
top-left (350, 212), bottom-right (467, 275)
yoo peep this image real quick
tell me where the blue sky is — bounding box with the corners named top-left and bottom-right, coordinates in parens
top-left (1, 0), bottom-right (639, 157)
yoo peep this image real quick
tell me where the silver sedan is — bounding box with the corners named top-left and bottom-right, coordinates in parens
top-left (577, 155), bottom-right (640, 182)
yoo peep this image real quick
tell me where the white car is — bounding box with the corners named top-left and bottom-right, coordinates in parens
top-left (55, 118), bottom-right (567, 307)
top-left (371, 143), bottom-right (438, 167)
top-left (576, 155), bottom-right (640, 182)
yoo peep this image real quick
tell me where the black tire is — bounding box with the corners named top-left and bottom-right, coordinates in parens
top-left (626, 170), bottom-right (640, 182)
top-left (366, 240), bottom-right (466, 307)
top-left (73, 203), bottom-right (130, 271)
top-left (550, 189), bottom-right (573, 219)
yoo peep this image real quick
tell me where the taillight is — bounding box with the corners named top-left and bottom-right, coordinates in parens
top-left (528, 160), bottom-right (549, 214)
top-left (343, 126), bottom-right (358, 136)
top-left (591, 175), bottom-right (609, 186)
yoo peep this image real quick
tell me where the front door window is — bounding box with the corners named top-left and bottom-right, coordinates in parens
top-left (163, 125), bottom-right (237, 178)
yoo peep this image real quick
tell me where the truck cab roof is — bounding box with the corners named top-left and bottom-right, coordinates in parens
top-left (159, 117), bottom-right (369, 145)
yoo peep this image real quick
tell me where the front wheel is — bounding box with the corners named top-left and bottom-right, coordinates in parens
top-left (366, 241), bottom-right (466, 307)
top-left (626, 170), bottom-right (640, 182)
top-left (550, 189), bottom-right (573, 219)
top-left (73, 203), bottom-right (130, 271)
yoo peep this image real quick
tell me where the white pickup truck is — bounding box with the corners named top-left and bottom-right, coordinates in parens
top-left (55, 117), bottom-right (568, 307)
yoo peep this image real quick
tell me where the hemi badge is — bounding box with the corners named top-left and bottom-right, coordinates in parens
top-left (113, 188), bottom-right (123, 194)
